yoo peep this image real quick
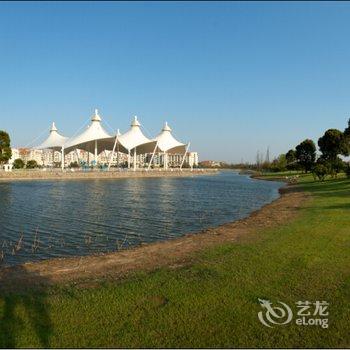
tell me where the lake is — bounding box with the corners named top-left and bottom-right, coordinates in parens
top-left (0, 171), bottom-right (283, 266)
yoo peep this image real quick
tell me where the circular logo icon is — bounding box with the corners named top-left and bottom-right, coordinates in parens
top-left (258, 298), bottom-right (293, 327)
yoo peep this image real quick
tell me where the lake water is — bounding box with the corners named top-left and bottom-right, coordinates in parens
top-left (0, 172), bottom-right (283, 266)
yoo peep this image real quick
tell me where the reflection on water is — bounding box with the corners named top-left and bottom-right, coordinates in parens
top-left (0, 172), bottom-right (283, 266)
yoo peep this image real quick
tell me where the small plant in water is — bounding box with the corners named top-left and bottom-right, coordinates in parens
top-left (14, 233), bottom-right (24, 253)
top-left (32, 228), bottom-right (40, 253)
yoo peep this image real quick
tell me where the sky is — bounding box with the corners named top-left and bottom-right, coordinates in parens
top-left (1, 1), bottom-right (350, 163)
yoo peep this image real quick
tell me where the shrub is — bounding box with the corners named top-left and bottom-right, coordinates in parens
top-left (312, 163), bottom-right (329, 181)
top-left (69, 161), bottom-right (79, 168)
top-left (26, 160), bottom-right (38, 169)
top-left (13, 158), bottom-right (25, 169)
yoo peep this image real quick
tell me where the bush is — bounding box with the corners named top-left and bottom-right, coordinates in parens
top-left (13, 158), bottom-right (25, 169)
top-left (69, 161), bottom-right (79, 168)
top-left (312, 163), bottom-right (329, 181)
top-left (26, 160), bottom-right (38, 169)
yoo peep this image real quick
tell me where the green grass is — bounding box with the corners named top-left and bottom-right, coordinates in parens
top-left (1, 174), bottom-right (350, 348)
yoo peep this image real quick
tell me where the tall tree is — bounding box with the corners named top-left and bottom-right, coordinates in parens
top-left (318, 129), bottom-right (348, 161)
top-left (0, 130), bottom-right (12, 165)
top-left (295, 139), bottom-right (316, 173)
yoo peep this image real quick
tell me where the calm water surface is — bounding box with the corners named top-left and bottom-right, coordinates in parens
top-left (0, 172), bottom-right (283, 266)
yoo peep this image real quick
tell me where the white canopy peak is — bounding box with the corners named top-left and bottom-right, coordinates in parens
top-left (50, 122), bottom-right (58, 132)
top-left (34, 122), bottom-right (68, 150)
top-left (154, 121), bottom-right (186, 153)
top-left (162, 121), bottom-right (172, 132)
top-left (131, 115), bottom-right (141, 127)
top-left (91, 108), bottom-right (101, 122)
top-left (116, 128), bottom-right (121, 136)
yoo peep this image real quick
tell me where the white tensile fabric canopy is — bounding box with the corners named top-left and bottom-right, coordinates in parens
top-left (107, 116), bottom-right (157, 170)
top-left (152, 122), bottom-right (188, 170)
top-left (117, 116), bottom-right (157, 154)
top-left (31, 111), bottom-right (191, 170)
top-left (64, 109), bottom-right (113, 154)
top-left (34, 122), bottom-right (68, 151)
top-left (154, 122), bottom-right (186, 154)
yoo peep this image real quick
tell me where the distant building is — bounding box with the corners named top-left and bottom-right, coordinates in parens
top-left (96, 151), bottom-right (128, 167)
top-left (199, 160), bottom-right (221, 168)
top-left (42, 149), bottom-right (62, 166)
top-left (145, 151), bottom-right (198, 168)
top-left (187, 152), bottom-right (199, 167)
top-left (9, 148), bottom-right (20, 165)
top-left (29, 149), bottom-right (44, 165)
top-left (10, 148), bottom-right (58, 167)
top-left (9, 148), bottom-right (32, 164)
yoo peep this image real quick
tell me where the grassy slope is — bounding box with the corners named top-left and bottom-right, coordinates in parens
top-left (0, 175), bottom-right (349, 348)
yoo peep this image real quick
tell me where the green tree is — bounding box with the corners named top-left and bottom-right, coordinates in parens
top-left (13, 158), bottom-right (25, 169)
top-left (0, 130), bottom-right (12, 165)
top-left (295, 139), bottom-right (316, 173)
top-left (285, 149), bottom-right (297, 170)
top-left (318, 129), bottom-right (348, 161)
top-left (269, 154), bottom-right (287, 172)
top-left (26, 160), bottom-right (38, 169)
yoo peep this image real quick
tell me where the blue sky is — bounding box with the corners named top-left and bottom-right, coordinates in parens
top-left (1, 1), bottom-right (350, 162)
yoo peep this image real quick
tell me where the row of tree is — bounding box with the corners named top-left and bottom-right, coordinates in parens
top-left (278, 119), bottom-right (350, 179)
top-left (12, 158), bottom-right (39, 169)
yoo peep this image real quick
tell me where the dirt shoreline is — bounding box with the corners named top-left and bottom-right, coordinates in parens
top-left (0, 168), bottom-right (217, 182)
top-left (0, 179), bottom-right (309, 290)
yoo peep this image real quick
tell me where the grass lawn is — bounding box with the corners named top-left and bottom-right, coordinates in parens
top-left (0, 174), bottom-right (349, 348)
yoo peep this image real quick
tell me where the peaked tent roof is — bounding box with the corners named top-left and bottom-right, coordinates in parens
top-left (116, 116), bottom-right (157, 154)
top-left (64, 109), bottom-right (114, 153)
top-left (34, 122), bottom-right (68, 151)
top-left (154, 122), bottom-right (187, 154)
